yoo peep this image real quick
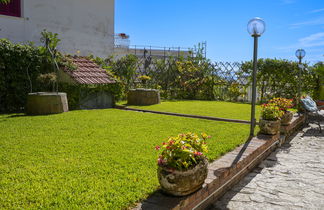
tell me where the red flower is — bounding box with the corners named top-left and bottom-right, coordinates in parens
top-left (157, 157), bottom-right (166, 166)
top-left (155, 146), bottom-right (161, 150)
top-left (193, 151), bottom-right (203, 156)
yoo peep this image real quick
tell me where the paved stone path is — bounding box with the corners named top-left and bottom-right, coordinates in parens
top-left (211, 124), bottom-right (324, 210)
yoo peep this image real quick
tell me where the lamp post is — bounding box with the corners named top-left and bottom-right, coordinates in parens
top-left (247, 17), bottom-right (265, 137)
top-left (295, 49), bottom-right (306, 107)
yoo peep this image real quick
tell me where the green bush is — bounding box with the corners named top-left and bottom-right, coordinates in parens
top-left (0, 39), bottom-right (45, 112)
top-left (241, 58), bottom-right (318, 103)
top-left (0, 37), bottom-right (123, 113)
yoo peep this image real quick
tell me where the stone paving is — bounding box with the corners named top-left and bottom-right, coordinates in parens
top-left (210, 124), bottom-right (324, 210)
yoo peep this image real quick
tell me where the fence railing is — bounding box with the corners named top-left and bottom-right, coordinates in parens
top-left (122, 57), bottom-right (252, 102)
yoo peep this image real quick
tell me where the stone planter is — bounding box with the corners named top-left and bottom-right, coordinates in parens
top-left (157, 158), bottom-right (208, 196)
top-left (26, 92), bottom-right (69, 115)
top-left (281, 111), bottom-right (293, 125)
top-left (127, 88), bottom-right (160, 105)
top-left (259, 119), bottom-right (281, 135)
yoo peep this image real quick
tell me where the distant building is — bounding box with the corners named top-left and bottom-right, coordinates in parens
top-left (0, 0), bottom-right (115, 57)
top-left (113, 33), bottom-right (206, 59)
top-left (114, 45), bottom-right (193, 59)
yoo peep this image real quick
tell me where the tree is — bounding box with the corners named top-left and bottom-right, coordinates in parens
top-left (241, 58), bottom-right (317, 103)
top-left (311, 62), bottom-right (324, 99)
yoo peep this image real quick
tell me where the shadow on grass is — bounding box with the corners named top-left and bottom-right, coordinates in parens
top-left (6, 113), bottom-right (29, 118)
top-left (4, 112), bottom-right (65, 118)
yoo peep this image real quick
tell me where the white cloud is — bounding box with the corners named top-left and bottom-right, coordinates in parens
top-left (290, 17), bottom-right (324, 28)
top-left (276, 32), bottom-right (324, 52)
top-left (299, 32), bottom-right (324, 47)
top-left (309, 8), bottom-right (324, 14)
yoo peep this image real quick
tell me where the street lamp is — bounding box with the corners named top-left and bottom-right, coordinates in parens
top-left (247, 17), bottom-right (265, 137)
top-left (295, 49), bottom-right (306, 107)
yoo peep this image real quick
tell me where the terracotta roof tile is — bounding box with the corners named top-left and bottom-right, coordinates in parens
top-left (63, 56), bottom-right (116, 85)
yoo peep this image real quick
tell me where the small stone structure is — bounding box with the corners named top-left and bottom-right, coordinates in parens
top-left (26, 92), bottom-right (68, 115)
top-left (127, 89), bottom-right (160, 105)
top-left (59, 56), bottom-right (117, 109)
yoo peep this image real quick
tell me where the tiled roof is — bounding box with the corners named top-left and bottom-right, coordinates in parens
top-left (63, 57), bottom-right (116, 85)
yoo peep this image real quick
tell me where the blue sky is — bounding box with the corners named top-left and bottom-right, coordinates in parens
top-left (115, 0), bottom-right (324, 63)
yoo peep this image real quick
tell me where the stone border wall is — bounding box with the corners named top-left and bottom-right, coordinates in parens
top-left (115, 105), bottom-right (251, 125)
top-left (134, 114), bottom-right (305, 210)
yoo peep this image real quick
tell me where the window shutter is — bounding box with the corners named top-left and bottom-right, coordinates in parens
top-left (0, 0), bottom-right (21, 17)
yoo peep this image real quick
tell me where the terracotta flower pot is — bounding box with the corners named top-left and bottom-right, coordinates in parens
top-left (157, 158), bottom-right (208, 196)
top-left (259, 119), bottom-right (281, 135)
top-left (281, 111), bottom-right (293, 125)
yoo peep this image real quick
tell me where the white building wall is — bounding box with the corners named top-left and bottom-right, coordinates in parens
top-left (0, 0), bottom-right (114, 57)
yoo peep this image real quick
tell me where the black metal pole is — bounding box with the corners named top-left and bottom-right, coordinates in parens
top-left (298, 57), bottom-right (302, 105)
top-left (250, 35), bottom-right (259, 137)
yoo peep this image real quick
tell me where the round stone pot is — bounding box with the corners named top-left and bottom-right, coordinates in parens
top-left (127, 88), bottom-right (160, 105)
top-left (281, 111), bottom-right (293, 125)
top-left (26, 92), bottom-right (69, 115)
top-left (157, 158), bottom-right (208, 196)
top-left (259, 119), bottom-right (281, 135)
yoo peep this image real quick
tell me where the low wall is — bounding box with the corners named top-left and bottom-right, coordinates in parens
top-left (134, 114), bottom-right (305, 210)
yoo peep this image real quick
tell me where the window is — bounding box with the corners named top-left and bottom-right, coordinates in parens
top-left (0, 0), bottom-right (21, 17)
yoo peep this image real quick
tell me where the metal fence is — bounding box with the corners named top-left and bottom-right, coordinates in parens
top-left (126, 56), bottom-right (251, 102)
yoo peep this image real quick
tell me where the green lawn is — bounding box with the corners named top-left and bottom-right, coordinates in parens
top-left (125, 100), bottom-right (261, 121)
top-left (0, 109), bottom-right (251, 209)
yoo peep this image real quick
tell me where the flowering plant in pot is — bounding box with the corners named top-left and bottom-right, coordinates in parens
top-left (155, 132), bottom-right (210, 196)
top-left (268, 98), bottom-right (294, 125)
top-left (259, 103), bottom-right (284, 135)
top-left (137, 75), bottom-right (151, 88)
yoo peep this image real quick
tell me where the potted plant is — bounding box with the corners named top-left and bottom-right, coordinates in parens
top-left (155, 133), bottom-right (210, 196)
top-left (137, 75), bottom-right (151, 89)
top-left (259, 103), bottom-right (284, 135)
top-left (268, 98), bottom-right (294, 125)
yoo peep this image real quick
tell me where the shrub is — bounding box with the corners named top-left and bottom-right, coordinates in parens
top-left (0, 39), bottom-right (44, 112)
top-left (0, 33), bottom-right (123, 112)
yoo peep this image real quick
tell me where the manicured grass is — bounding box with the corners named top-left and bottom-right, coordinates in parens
top-left (0, 109), bottom-right (251, 209)
top-left (126, 100), bottom-right (261, 121)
